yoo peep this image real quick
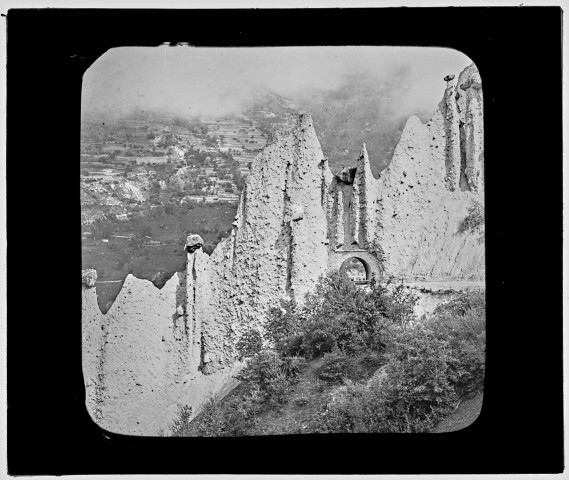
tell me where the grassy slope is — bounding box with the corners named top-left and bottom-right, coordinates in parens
top-left (182, 356), bottom-right (482, 437)
top-left (178, 358), bottom-right (337, 437)
top-left (244, 358), bottom-right (333, 436)
top-left (251, 353), bottom-right (385, 435)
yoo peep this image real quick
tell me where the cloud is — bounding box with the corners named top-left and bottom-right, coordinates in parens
top-left (81, 45), bottom-right (472, 120)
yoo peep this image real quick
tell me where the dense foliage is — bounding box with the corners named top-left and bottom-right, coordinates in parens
top-left (313, 284), bottom-right (485, 433)
top-left (175, 272), bottom-right (485, 436)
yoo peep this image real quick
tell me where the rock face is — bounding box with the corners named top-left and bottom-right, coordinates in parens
top-left (82, 114), bottom-right (331, 435)
top-left (205, 114), bottom-right (330, 359)
top-left (82, 271), bottom-right (241, 436)
top-left (81, 269), bottom-right (97, 287)
top-left (184, 234), bottom-right (203, 253)
top-left (325, 63), bottom-right (484, 281)
top-left (82, 63), bottom-right (485, 435)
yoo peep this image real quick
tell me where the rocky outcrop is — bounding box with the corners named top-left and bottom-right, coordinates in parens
top-left (371, 114), bottom-right (484, 280)
top-left (81, 176), bottom-right (149, 225)
top-left (82, 114), bottom-right (332, 435)
top-left (325, 63), bottom-right (484, 281)
top-left (82, 270), bottom-right (240, 436)
top-left (458, 65), bottom-right (484, 194)
top-left (206, 114), bottom-right (330, 349)
top-left (439, 62), bottom-right (484, 193)
top-left (82, 63), bottom-right (485, 435)
top-left (184, 234), bottom-right (203, 253)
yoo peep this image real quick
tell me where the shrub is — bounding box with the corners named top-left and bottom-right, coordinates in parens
top-left (427, 300), bottom-right (486, 397)
top-left (193, 391), bottom-right (261, 437)
top-left (180, 273), bottom-right (484, 436)
top-left (316, 349), bottom-right (384, 384)
top-left (302, 326), bottom-right (338, 357)
top-left (295, 273), bottom-right (416, 358)
top-left (315, 291), bottom-right (485, 433)
top-left (317, 350), bottom-right (358, 384)
top-left (236, 328), bottom-right (263, 359)
top-left (265, 302), bottom-right (303, 356)
top-left (380, 325), bottom-right (461, 429)
top-left (279, 356), bottom-right (305, 379)
top-left (262, 273), bottom-right (417, 361)
top-left (234, 349), bottom-right (305, 411)
top-left (308, 380), bottom-right (386, 433)
top-left (433, 288), bottom-right (485, 317)
top-left (316, 327), bottom-right (460, 433)
top-left (170, 405), bottom-right (193, 436)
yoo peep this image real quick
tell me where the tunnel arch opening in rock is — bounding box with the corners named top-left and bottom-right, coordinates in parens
top-left (339, 256), bottom-right (371, 284)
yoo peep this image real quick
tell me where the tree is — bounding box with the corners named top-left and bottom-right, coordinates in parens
top-left (233, 168), bottom-right (246, 190)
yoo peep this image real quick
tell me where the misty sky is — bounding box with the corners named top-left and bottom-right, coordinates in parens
top-left (81, 46), bottom-right (473, 120)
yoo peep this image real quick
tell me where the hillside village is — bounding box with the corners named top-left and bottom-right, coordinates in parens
top-left (80, 91), bottom-right (302, 223)
top-left (81, 116), bottom-right (263, 220)
top-left (80, 94), bottom-right (299, 311)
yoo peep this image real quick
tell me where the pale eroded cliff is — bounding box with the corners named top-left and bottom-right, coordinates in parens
top-left (82, 63), bottom-right (485, 435)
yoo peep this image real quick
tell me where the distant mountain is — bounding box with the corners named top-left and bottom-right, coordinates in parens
top-left (104, 78), bottom-right (434, 178)
top-left (242, 91), bottom-right (299, 136)
top-left (301, 74), bottom-right (432, 176)
top-left (242, 78), bottom-right (432, 177)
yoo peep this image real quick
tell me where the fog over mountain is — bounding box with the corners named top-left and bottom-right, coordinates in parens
top-left (82, 46), bottom-right (471, 120)
top-left (82, 46), bottom-right (472, 173)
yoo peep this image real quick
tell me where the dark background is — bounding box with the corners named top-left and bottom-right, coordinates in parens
top-left (6, 7), bottom-right (563, 475)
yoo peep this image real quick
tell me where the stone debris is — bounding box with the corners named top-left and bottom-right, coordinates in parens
top-left (81, 269), bottom-right (97, 288)
top-left (184, 234), bottom-right (204, 253)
